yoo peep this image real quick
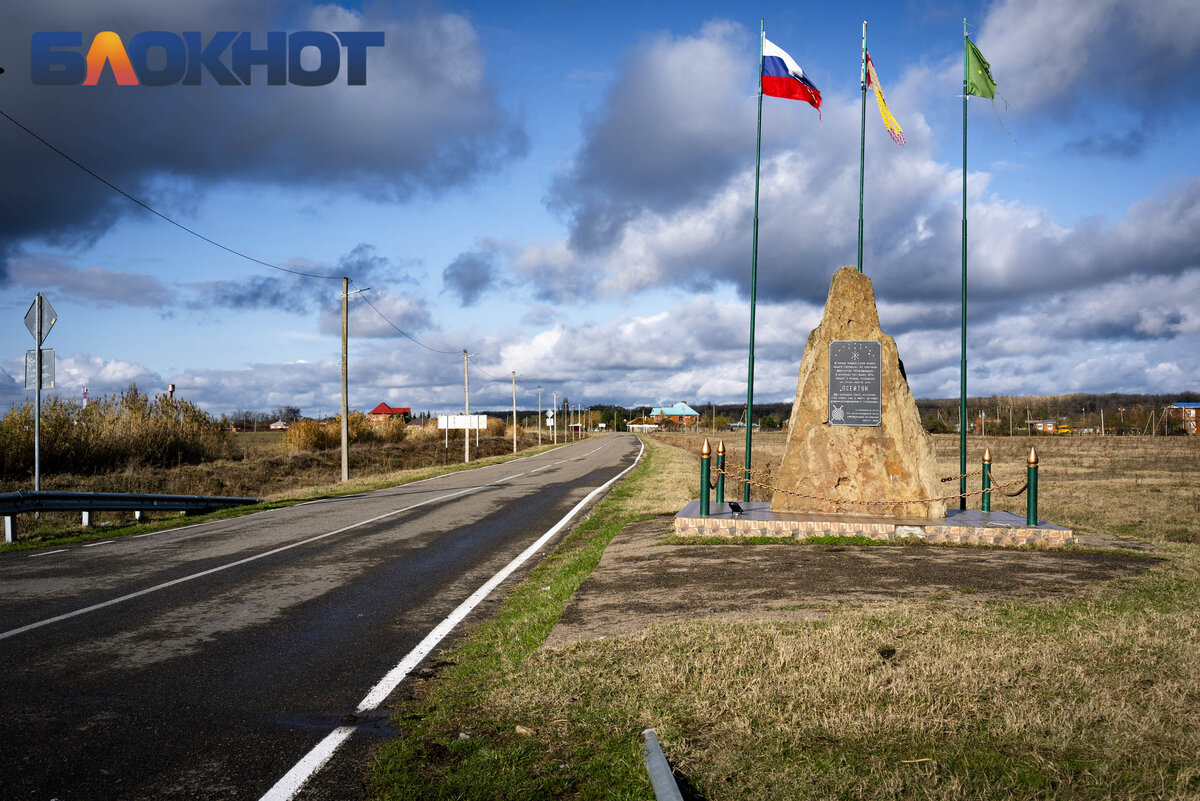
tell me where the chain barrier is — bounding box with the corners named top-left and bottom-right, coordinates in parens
top-left (710, 465), bottom-right (1027, 508)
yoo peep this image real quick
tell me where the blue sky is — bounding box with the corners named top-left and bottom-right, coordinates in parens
top-left (1, 0), bottom-right (1198, 417)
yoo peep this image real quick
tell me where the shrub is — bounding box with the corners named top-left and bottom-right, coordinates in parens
top-left (284, 412), bottom-right (408, 452)
top-left (0, 387), bottom-right (227, 479)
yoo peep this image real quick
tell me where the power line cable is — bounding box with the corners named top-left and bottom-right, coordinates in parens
top-left (0, 106), bottom-right (341, 280)
top-left (0, 108), bottom-right (551, 400)
top-left (349, 280), bottom-right (460, 355)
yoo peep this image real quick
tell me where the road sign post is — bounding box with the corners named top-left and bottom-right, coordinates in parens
top-left (24, 293), bottom-right (57, 493)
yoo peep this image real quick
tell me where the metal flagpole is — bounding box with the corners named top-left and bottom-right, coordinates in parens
top-left (856, 20), bottom-right (867, 274)
top-left (34, 293), bottom-right (42, 492)
top-left (959, 18), bottom-right (969, 510)
top-left (744, 18), bottom-right (765, 503)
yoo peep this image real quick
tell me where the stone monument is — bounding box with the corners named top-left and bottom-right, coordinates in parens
top-left (772, 266), bottom-right (945, 518)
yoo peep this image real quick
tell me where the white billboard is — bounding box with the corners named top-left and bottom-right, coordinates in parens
top-left (437, 414), bottom-right (488, 430)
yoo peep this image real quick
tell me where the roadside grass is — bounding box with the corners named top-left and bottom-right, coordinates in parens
top-left (372, 433), bottom-right (1200, 800)
top-left (0, 439), bottom-right (571, 553)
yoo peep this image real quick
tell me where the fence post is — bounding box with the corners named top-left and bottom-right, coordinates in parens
top-left (715, 441), bottom-right (725, 505)
top-left (981, 446), bottom-right (992, 513)
top-left (1026, 446), bottom-right (1038, 526)
top-left (699, 439), bottom-right (711, 517)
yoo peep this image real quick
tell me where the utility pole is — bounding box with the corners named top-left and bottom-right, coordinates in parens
top-left (537, 386), bottom-right (542, 445)
top-left (341, 277), bottom-right (349, 482)
top-left (463, 349), bottom-right (470, 463)
top-left (339, 278), bottom-right (369, 482)
top-left (512, 371), bottom-right (517, 454)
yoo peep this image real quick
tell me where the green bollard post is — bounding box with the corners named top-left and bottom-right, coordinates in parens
top-left (715, 441), bottom-right (725, 505)
top-left (1026, 446), bottom-right (1038, 526)
top-left (700, 439), bottom-right (711, 517)
top-left (981, 446), bottom-right (992, 513)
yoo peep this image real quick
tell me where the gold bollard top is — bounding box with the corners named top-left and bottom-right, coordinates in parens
top-left (717, 440), bottom-right (725, 455)
top-left (983, 446), bottom-right (991, 464)
top-left (701, 439), bottom-right (711, 457)
top-left (1028, 445), bottom-right (1038, 466)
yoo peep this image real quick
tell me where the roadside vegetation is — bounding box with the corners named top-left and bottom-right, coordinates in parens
top-left (0, 389), bottom-right (562, 546)
top-left (372, 433), bottom-right (1200, 800)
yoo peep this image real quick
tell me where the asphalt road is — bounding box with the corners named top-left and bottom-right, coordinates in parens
top-left (0, 433), bottom-right (641, 800)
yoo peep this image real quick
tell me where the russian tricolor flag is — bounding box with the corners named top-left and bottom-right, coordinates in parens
top-left (762, 37), bottom-right (821, 112)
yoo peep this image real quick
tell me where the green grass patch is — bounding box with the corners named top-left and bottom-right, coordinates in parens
top-left (371, 437), bottom-right (668, 799)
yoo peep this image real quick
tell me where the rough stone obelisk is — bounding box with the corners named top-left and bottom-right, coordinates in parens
top-left (772, 266), bottom-right (945, 518)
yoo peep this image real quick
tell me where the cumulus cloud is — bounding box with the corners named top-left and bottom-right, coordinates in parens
top-left (54, 353), bottom-right (164, 396)
top-left (319, 289), bottom-right (435, 340)
top-left (0, 2), bottom-right (526, 279)
top-left (505, 13), bottom-right (1200, 407)
top-left (961, 0), bottom-right (1200, 157)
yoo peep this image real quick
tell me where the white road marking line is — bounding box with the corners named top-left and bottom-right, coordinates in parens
top-left (11, 441), bottom-right (584, 561)
top-left (82, 541), bottom-right (115, 548)
top-left (0, 483), bottom-right (493, 643)
top-left (528, 464), bottom-right (555, 474)
top-left (258, 437), bottom-right (645, 801)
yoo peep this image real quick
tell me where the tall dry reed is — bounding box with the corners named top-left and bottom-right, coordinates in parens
top-left (0, 386), bottom-right (226, 479)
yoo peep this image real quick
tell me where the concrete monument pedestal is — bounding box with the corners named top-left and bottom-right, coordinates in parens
top-left (675, 501), bottom-right (1074, 547)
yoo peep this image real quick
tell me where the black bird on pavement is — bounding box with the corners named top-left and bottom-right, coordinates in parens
top-left (728, 501), bottom-right (743, 516)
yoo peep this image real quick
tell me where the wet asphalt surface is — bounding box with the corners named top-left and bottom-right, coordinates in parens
top-left (0, 434), bottom-right (640, 800)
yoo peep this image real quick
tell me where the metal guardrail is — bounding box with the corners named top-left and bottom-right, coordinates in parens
top-left (641, 728), bottom-right (684, 801)
top-left (2, 491), bottom-right (260, 543)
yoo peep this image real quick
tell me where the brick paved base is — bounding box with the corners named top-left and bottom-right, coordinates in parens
top-left (675, 502), bottom-right (1074, 547)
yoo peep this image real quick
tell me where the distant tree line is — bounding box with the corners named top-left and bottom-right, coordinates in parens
top-left (916, 392), bottom-right (1200, 435)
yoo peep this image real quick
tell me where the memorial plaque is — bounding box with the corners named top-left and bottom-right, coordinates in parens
top-left (828, 340), bottom-right (881, 426)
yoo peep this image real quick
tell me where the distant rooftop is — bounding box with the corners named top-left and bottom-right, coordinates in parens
top-left (651, 402), bottom-right (699, 417)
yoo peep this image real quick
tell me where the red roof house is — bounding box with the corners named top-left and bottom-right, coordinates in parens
top-left (368, 403), bottom-right (411, 423)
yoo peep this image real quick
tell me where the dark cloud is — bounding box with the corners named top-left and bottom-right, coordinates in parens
top-left (442, 247), bottom-right (498, 306)
top-left (1064, 126), bottom-right (1149, 158)
top-left (546, 21), bottom-right (757, 254)
top-left (0, 2), bottom-right (526, 276)
top-left (190, 242), bottom-right (413, 313)
top-left (977, 0), bottom-right (1200, 117)
top-left (8, 254), bottom-right (175, 307)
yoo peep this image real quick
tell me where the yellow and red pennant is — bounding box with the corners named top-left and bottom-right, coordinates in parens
top-left (865, 51), bottom-right (904, 146)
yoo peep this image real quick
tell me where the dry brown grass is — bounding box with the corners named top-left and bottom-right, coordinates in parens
top-left (2, 429), bottom-right (569, 544)
top-left (374, 433), bottom-right (1200, 800)
top-left (655, 431), bottom-right (1200, 543)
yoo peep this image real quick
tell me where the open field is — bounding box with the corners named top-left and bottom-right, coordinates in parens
top-left (372, 433), bottom-right (1200, 800)
top-left (657, 431), bottom-right (1200, 543)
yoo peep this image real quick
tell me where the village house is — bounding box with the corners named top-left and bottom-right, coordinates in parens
top-left (1027, 419), bottom-right (1058, 434)
top-left (1168, 402), bottom-right (1199, 435)
top-left (650, 402), bottom-right (701, 429)
top-left (368, 403), bottom-right (411, 424)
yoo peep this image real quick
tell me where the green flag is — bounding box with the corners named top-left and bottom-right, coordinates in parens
top-left (965, 38), bottom-right (995, 98)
